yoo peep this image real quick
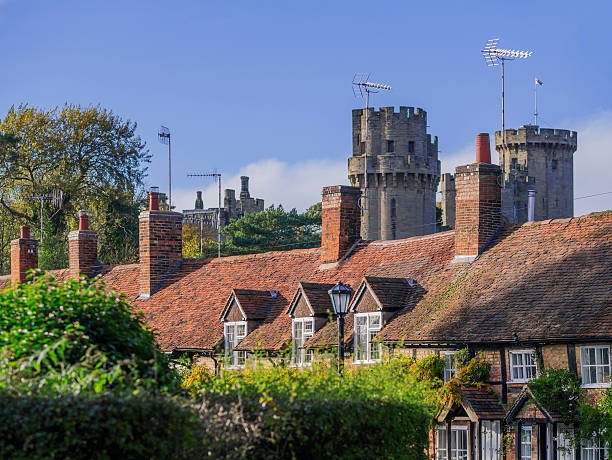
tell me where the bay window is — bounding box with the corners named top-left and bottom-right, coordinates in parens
top-left (436, 426), bottom-right (468, 460)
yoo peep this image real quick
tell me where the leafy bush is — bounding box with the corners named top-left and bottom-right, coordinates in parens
top-left (183, 356), bottom-right (434, 460)
top-left (0, 273), bottom-right (178, 393)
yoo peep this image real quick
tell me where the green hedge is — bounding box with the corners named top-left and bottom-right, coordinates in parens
top-left (0, 393), bottom-right (204, 460)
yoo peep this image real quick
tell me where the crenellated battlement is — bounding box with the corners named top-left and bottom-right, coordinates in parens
top-left (495, 125), bottom-right (577, 149)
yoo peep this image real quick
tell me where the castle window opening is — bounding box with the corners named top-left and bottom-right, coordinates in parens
top-left (360, 142), bottom-right (366, 155)
top-left (387, 140), bottom-right (394, 153)
top-left (552, 159), bottom-right (558, 170)
top-left (408, 141), bottom-right (415, 153)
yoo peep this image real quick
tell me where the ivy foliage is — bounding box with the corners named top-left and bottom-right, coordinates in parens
top-left (528, 368), bottom-right (612, 449)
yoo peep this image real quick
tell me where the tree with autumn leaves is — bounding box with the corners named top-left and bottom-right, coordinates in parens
top-left (0, 104), bottom-right (150, 272)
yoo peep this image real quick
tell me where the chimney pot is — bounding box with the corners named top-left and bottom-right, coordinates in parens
top-left (20, 226), bottom-right (30, 239)
top-left (149, 187), bottom-right (160, 211)
top-left (476, 133), bottom-right (491, 164)
top-left (78, 210), bottom-right (89, 231)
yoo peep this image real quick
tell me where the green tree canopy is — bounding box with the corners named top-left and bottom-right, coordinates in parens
top-left (0, 104), bottom-right (150, 270)
top-left (220, 204), bottom-right (322, 255)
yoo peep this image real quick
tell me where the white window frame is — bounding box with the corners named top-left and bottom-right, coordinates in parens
top-left (292, 317), bottom-right (314, 366)
top-left (520, 425), bottom-right (532, 460)
top-left (580, 345), bottom-right (611, 388)
top-left (443, 351), bottom-right (459, 382)
top-left (437, 426), bottom-right (468, 460)
top-left (224, 321), bottom-right (247, 368)
top-left (354, 312), bottom-right (382, 364)
top-left (581, 437), bottom-right (609, 460)
top-left (481, 420), bottom-right (501, 460)
top-left (557, 423), bottom-right (575, 460)
top-left (509, 349), bottom-right (538, 383)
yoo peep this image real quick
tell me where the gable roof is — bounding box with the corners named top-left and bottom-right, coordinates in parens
top-left (350, 276), bottom-right (417, 312)
top-left (505, 385), bottom-right (564, 423)
top-left (437, 386), bottom-right (506, 422)
top-left (288, 282), bottom-right (335, 317)
top-left (221, 289), bottom-right (277, 321)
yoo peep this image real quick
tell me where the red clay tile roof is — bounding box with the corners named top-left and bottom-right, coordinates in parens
top-left (223, 289), bottom-right (277, 321)
top-left (378, 213), bottom-right (612, 344)
top-left (3, 212), bottom-right (611, 354)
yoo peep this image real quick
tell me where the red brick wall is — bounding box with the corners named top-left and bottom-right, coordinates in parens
top-left (68, 230), bottom-right (98, 278)
top-left (454, 163), bottom-right (501, 258)
top-left (10, 238), bottom-right (38, 283)
top-left (321, 185), bottom-right (361, 264)
top-left (139, 210), bottom-right (183, 298)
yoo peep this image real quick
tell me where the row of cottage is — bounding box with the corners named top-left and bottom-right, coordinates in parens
top-left (2, 134), bottom-right (610, 459)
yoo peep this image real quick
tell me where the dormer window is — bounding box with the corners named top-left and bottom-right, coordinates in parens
top-left (224, 321), bottom-right (247, 368)
top-left (292, 318), bottom-right (314, 366)
top-left (354, 312), bottom-right (382, 363)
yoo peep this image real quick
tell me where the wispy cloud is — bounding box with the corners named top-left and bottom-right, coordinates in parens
top-left (173, 158), bottom-right (348, 213)
top-left (572, 111), bottom-right (612, 216)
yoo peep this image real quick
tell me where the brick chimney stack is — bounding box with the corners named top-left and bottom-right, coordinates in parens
top-left (68, 210), bottom-right (99, 279)
top-left (10, 226), bottom-right (38, 283)
top-left (321, 185), bottom-right (361, 264)
top-left (453, 133), bottom-right (502, 263)
top-left (139, 188), bottom-right (183, 299)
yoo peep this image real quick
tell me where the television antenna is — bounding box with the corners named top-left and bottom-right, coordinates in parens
top-left (481, 39), bottom-right (532, 181)
top-left (158, 126), bottom-right (172, 208)
top-left (21, 189), bottom-right (63, 256)
top-left (352, 74), bottom-right (391, 214)
top-left (187, 172), bottom-right (222, 258)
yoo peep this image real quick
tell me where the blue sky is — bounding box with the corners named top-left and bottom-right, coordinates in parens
top-left (1, 0), bottom-right (610, 215)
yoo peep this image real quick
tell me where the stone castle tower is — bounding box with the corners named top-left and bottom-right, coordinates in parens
top-left (347, 106), bottom-right (441, 240)
top-left (495, 126), bottom-right (577, 223)
top-left (440, 125), bottom-right (577, 228)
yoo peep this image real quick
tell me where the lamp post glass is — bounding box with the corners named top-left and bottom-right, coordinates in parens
top-left (328, 282), bottom-right (352, 371)
top-left (328, 282), bottom-right (352, 315)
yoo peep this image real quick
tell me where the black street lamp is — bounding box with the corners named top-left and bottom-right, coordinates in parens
top-left (328, 282), bottom-right (352, 372)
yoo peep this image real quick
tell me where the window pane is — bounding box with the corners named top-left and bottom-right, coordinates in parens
top-left (304, 320), bottom-right (313, 335)
top-left (369, 313), bottom-right (381, 329)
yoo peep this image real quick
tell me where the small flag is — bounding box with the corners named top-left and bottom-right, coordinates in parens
top-left (535, 78), bottom-right (543, 85)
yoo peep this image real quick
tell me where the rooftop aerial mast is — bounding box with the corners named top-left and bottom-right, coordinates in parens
top-left (481, 38), bottom-right (532, 180)
top-left (351, 74), bottom-right (391, 215)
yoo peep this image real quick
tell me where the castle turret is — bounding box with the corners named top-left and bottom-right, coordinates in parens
top-left (495, 126), bottom-right (577, 223)
top-left (195, 191), bottom-right (204, 210)
top-left (347, 106), bottom-right (441, 240)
